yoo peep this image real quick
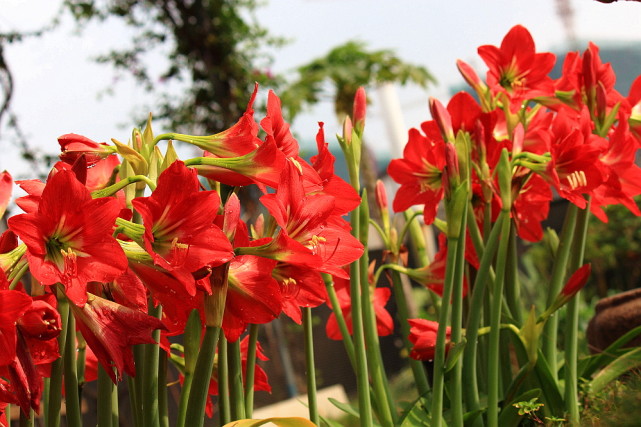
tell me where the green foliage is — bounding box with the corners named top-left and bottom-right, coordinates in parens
top-left (278, 40), bottom-right (435, 119)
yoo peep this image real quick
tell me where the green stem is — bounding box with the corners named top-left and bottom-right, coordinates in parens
top-left (228, 339), bottom-right (246, 420)
top-left (112, 378), bottom-right (119, 427)
top-left (176, 310), bottom-right (201, 427)
top-left (430, 235), bottom-right (461, 427)
top-left (19, 409), bottom-right (34, 427)
top-left (63, 309), bottom-right (82, 427)
top-left (158, 351), bottom-right (169, 427)
top-left (142, 304), bottom-right (162, 427)
top-left (390, 269), bottom-right (430, 396)
top-left (542, 204), bottom-right (578, 380)
top-left (505, 222), bottom-right (522, 325)
top-left (564, 202), bottom-right (590, 426)
top-left (90, 174), bottom-right (156, 198)
top-left (98, 365), bottom-right (114, 427)
top-left (450, 202), bottom-right (469, 427)
top-left (323, 274), bottom-right (356, 369)
top-left (350, 202), bottom-right (373, 427)
top-left (303, 307), bottom-right (320, 425)
top-left (463, 206), bottom-right (507, 424)
top-left (218, 336), bottom-right (230, 425)
top-left (359, 190), bottom-right (395, 427)
top-left (46, 296), bottom-right (68, 427)
top-left (186, 326), bottom-right (221, 427)
top-left (244, 324), bottom-right (259, 418)
top-left (487, 211), bottom-right (512, 427)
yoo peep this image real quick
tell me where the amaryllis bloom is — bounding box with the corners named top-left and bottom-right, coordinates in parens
top-left (58, 133), bottom-right (117, 165)
top-left (8, 170), bottom-right (128, 306)
top-left (408, 318), bottom-right (451, 361)
top-left (0, 171), bottom-right (11, 219)
top-left (222, 254), bottom-right (282, 342)
top-left (326, 272), bottom-right (393, 340)
top-left (477, 25), bottom-right (556, 109)
top-left (260, 161), bottom-right (363, 278)
top-left (132, 160), bottom-right (234, 274)
top-left (388, 122), bottom-right (446, 225)
top-left (309, 123), bottom-right (361, 216)
top-left (543, 109), bottom-right (606, 209)
top-left (70, 293), bottom-right (165, 382)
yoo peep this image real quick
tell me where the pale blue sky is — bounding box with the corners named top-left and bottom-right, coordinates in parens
top-left (1, 0), bottom-right (641, 176)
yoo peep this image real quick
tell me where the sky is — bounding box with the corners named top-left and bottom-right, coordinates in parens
top-left (1, 0), bottom-right (641, 177)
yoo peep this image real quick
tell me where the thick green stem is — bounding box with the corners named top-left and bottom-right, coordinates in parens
top-left (218, 336), bottom-right (230, 425)
top-left (359, 190), bottom-right (395, 427)
top-left (487, 210), bottom-right (512, 427)
top-left (430, 235), bottom-right (461, 427)
top-left (542, 204), bottom-right (578, 379)
top-left (112, 379), bottom-right (119, 427)
top-left (176, 310), bottom-right (201, 427)
top-left (185, 326), bottom-right (221, 427)
top-left (158, 351), bottom-right (169, 427)
top-left (463, 210), bottom-right (507, 423)
top-left (505, 223), bottom-right (522, 325)
top-left (244, 324), bottom-right (259, 418)
top-left (450, 202), bottom-right (469, 427)
top-left (142, 304), bottom-right (162, 427)
top-left (47, 297), bottom-right (69, 427)
top-left (63, 310), bottom-right (82, 427)
top-left (564, 202), bottom-right (590, 425)
top-left (390, 269), bottom-right (430, 397)
top-left (228, 339), bottom-right (246, 420)
top-left (98, 365), bottom-right (114, 427)
top-left (350, 203), bottom-right (373, 427)
top-left (303, 307), bottom-right (319, 425)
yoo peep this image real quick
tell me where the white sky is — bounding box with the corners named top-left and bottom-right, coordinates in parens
top-left (1, 0), bottom-right (641, 178)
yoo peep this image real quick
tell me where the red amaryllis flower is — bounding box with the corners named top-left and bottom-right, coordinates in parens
top-left (309, 123), bottom-right (361, 216)
top-left (0, 290), bottom-right (32, 366)
top-left (132, 160), bottom-right (234, 274)
top-left (222, 254), bottom-right (282, 342)
top-left (543, 109), bottom-right (606, 209)
top-left (408, 318), bottom-right (451, 361)
top-left (70, 293), bottom-right (165, 382)
top-left (272, 263), bottom-right (326, 325)
top-left (58, 133), bottom-right (117, 165)
top-left (0, 171), bottom-right (11, 219)
top-left (260, 161), bottom-right (363, 278)
top-left (388, 122), bottom-right (446, 225)
top-left (477, 25), bottom-right (556, 109)
top-left (8, 170), bottom-right (128, 306)
top-left (326, 272), bottom-right (393, 340)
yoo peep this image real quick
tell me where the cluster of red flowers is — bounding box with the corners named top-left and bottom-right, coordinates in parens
top-left (0, 87), bottom-right (364, 420)
top-left (390, 25), bottom-right (641, 361)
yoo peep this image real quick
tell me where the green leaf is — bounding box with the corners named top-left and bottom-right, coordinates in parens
top-left (398, 396), bottom-right (431, 427)
top-left (327, 398), bottom-right (359, 419)
top-left (590, 346), bottom-right (641, 394)
top-left (444, 338), bottom-right (466, 373)
top-left (533, 351), bottom-right (564, 416)
top-left (498, 389), bottom-right (542, 427)
top-left (580, 324), bottom-right (641, 378)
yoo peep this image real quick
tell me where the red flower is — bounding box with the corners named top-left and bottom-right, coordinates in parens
top-left (260, 161), bottom-right (363, 278)
top-left (70, 293), bottom-right (165, 382)
top-left (326, 272), bottom-right (393, 340)
top-left (58, 133), bottom-right (116, 165)
top-left (408, 319), bottom-right (451, 361)
top-left (477, 25), bottom-right (556, 109)
top-left (8, 171), bottom-right (128, 306)
top-left (388, 123), bottom-right (446, 224)
top-left (132, 160), bottom-right (234, 274)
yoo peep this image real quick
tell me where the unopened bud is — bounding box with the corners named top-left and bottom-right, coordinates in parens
top-left (429, 98), bottom-right (455, 143)
top-left (353, 87), bottom-right (367, 135)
